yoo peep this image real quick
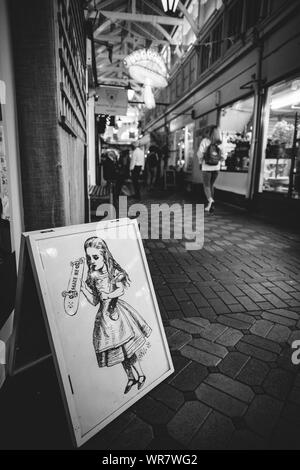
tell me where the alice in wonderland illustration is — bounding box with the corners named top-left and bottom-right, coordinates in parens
top-left (62, 237), bottom-right (152, 394)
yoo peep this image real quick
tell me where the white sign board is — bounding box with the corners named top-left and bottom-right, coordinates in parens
top-left (19, 218), bottom-right (173, 447)
top-left (95, 86), bottom-right (128, 116)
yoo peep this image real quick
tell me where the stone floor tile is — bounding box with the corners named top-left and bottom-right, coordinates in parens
top-left (191, 338), bottom-right (228, 359)
top-left (195, 383), bottom-right (248, 417)
top-left (134, 396), bottom-right (174, 426)
top-left (181, 345), bottom-right (221, 367)
top-left (205, 373), bottom-right (254, 403)
top-left (169, 319), bottom-right (204, 335)
top-left (218, 315), bottom-right (252, 330)
top-left (218, 352), bottom-right (250, 379)
top-left (288, 330), bottom-right (300, 345)
top-left (238, 358), bottom-right (269, 386)
top-left (262, 311), bottom-right (296, 327)
top-left (228, 430), bottom-right (266, 450)
top-left (245, 395), bottom-right (283, 437)
top-left (242, 334), bottom-right (281, 354)
top-left (267, 324), bottom-right (291, 343)
top-left (150, 383), bottom-right (185, 412)
top-left (170, 361), bottom-right (208, 392)
top-left (263, 368), bottom-right (294, 400)
top-left (236, 341), bottom-right (278, 362)
top-left (167, 401), bottom-right (211, 446)
top-left (216, 328), bottom-right (243, 347)
top-left (197, 307), bottom-right (217, 322)
top-left (268, 308), bottom-right (299, 320)
top-left (109, 416), bottom-right (153, 450)
top-left (185, 317), bottom-right (211, 329)
top-left (168, 330), bottom-right (192, 351)
top-left (250, 319), bottom-right (274, 338)
top-left (180, 300), bottom-right (201, 317)
top-left (189, 411), bottom-right (235, 450)
top-left (199, 323), bottom-right (228, 341)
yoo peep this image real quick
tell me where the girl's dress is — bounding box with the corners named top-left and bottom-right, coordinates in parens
top-left (89, 270), bottom-right (152, 367)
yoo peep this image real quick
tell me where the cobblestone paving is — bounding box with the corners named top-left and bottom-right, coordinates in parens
top-left (86, 193), bottom-right (300, 450)
top-left (1, 192), bottom-right (300, 450)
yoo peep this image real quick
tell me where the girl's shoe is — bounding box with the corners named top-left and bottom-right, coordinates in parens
top-left (124, 378), bottom-right (137, 394)
top-left (204, 199), bottom-right (214, 212)
top-left (137, 375), bottom-right (146, 390)
top-left (209, 202), bottom-right (215, 214)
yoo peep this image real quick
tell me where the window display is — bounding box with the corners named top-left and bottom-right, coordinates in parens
top-left (219, 96), bottom-right (254, 173)
top-left (0, 106), bottom-right (10, 221)
top-left (261, 78), bottom-right (300, 197)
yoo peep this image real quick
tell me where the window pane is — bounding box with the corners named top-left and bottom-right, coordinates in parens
top-left (227, 0), bottom-right (243, 49)
top-left (212, 22), bottom-right (222, 63)
top-left (245, 0), bottom-right (261, 29)
top-left (201, 36), bottom-right (210, 72)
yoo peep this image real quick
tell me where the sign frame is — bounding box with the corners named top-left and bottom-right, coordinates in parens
top-left (10, 218), bottom-right (173, 447)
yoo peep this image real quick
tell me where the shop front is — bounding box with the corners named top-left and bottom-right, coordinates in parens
top-left (259, 77), bottom-right (300, 199)
top-left (216, 95), bottom-right (254, 198)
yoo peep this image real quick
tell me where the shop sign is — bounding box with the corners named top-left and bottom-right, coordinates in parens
top-left (95, 86), bottom-right (128, 116)
top-left (10, 219), bottom-right (173, 447)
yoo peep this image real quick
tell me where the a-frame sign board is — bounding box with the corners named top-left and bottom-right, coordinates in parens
top-left (9, 219), bottom-right (174, 448)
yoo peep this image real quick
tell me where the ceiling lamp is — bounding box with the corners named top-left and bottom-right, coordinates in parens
top-left (124, 49), bottom-right (168, 109)
top-left (161, 0), bottom-right (180, 12)
top-left (127, 83), bottom-right (135, 101)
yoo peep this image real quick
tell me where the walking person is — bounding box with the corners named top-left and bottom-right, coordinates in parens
top-left (146, 145), bottom-right (159, 190)
top-left (197, 125), bottom-right (223, 213)
top-left (130, 141), bottom-right (145, 200)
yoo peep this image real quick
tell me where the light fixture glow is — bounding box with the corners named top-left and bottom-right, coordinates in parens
top-left (161, 0), bottom-right (179, 12)
top-left (144, 85), bottom-right (155, 109)
top-left (271, 90), bottom-right (300, 110)
top-left (161, 0), bottom-right (168, 11)
top-left (128, 89), bottom-right (135, 100)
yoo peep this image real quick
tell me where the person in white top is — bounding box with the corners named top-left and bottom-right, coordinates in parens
top-left (130, 141), bottom-right (145, 200)
top-left (197, 125), bottom-right (224, 213)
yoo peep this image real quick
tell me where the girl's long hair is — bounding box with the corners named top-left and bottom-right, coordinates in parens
top-left (84, 237), bottom-right (130, 292)
top-left (207, 125), bottom-right (222, 145)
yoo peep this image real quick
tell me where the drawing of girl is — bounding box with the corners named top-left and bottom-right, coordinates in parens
top-left (80, 237), bottom-right (152, 394)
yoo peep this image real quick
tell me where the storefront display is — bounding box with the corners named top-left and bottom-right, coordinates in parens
top-left (261, 78), bottom-right (300, 197)
top-left (219, 96), bottom-right (254, 173)
top-left (0, 108), bottom-right (10, 221)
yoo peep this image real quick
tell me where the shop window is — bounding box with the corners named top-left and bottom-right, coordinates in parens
top-left (201, 35), bottom-right (211, 73)
top-left (261, 78), bottom-right (300, 198)
top-left (227, 0), bottom-right (244, 50)
top-left (0, 106), bottom-right (11, 227)
top-left (219, 96), bottom-right (254, 173)
top-left (245, 0), bottom-right (261, 30)
top-left (211, 22), bottom-right (222, 63)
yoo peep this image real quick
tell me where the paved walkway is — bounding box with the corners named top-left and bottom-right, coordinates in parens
top-left (1, 191), bottom-right (300, 449)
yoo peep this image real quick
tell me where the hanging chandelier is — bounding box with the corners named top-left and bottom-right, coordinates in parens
top-left (161, 0), bottom-right (180, 12)
top-left (124, 49), bottom-right (168, 110)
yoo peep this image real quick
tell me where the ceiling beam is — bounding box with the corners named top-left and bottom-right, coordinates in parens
top-left (178, 1), bottom-right (199, 36)
top-left (151, 23), bottom-right (177, 44)
top-left (96, 53), bottom-right (125, 60)
top-left (90, 10), bottom-right (184, 26)
top-left (94, 20), bottom-right (112, 38)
